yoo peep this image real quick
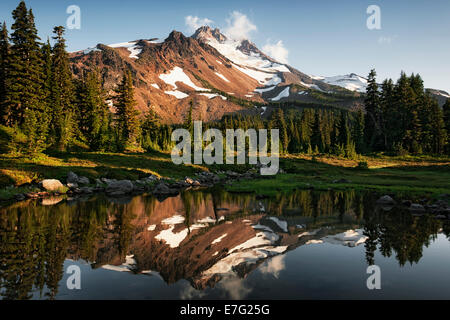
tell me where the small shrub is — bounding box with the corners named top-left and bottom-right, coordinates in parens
top-left (356, 161), bottom-right (369, 170)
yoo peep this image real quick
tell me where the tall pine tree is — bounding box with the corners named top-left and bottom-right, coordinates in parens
top-left (364, 69), bottom-right (381, 150)
top-left (0, 22), bottom-right (9, 125)
top-left (51, 26), bottom-right (75, 151)
top-left (7, 2), bottom-right (48, 153)
top-left (76, 70), bottom-right (110, 150)
top-left (115, 70), bottom-right (140, 150)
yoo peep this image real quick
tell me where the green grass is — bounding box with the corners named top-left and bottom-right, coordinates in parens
top-left (225, 156), bottom-right (450, 197)
top-left (0, 150), bottom-right (209, 189)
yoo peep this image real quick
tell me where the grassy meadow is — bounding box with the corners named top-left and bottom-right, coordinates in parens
top-left (0, 151), bottom-right (449, 201)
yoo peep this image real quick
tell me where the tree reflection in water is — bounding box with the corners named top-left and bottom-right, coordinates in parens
top-left (0, 189), bottom-right (446, 300)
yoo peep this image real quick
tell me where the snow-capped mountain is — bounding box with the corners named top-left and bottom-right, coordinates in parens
top-left (311, 74), bottom-right (368, 93)
top-left (68, 27), bottom-right (371, 122)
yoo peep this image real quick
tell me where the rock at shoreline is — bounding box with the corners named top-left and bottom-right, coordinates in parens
top-left (40, 179), bottom-right (64, 192)
top-left (376, 195), bottom-right (396, 205)
top-left (78, 176), bottom-right (90, 185)
top-left (152, 182), bottom-right (180, 198)
top-left (67, 171), bottom-right (79, 184)
top-left (67, 171), bottom-right (90, 185)
top-left (409, 203), bottom-right (426, 213)
top-left (106, 180), bottom-right (134, 195)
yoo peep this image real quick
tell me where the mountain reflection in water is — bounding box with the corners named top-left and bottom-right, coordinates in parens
top-left (1, 189), bottom-right (450, 300)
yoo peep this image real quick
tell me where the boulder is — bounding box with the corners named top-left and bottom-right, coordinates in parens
top-left (152, 182), bottom-right (179, 197)
top-left (106, 180), bottom-right (134, 195)
top-left (376, 195), bottom-right (396, 205)
top-left (67, 182), bottom-right (78, 189)
top-left (409, 203), bottom-right (425, 213)
top-left (79, 187), bottom-right (94, 194)
top-left (40, 179), bottom-right (64, 192)
top-left (77, 176), bottom-right (90, 185)
top-left (67, 171), bottom-right (79, 184)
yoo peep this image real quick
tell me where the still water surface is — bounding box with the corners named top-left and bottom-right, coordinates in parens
top-left (1, 189), bottom-right (450, 300)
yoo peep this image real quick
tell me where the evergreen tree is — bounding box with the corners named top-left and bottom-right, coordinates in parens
top-left (185, 100), bottom-right (194, 134)
top-left (51, 26), bottom-right (75, 151)
top-left (444, 99), bottom-right (450, 154)
top-left (0, 22), bottom-right (9, 125)
top-left (364, 69), bottom-right (381, 150)
top-left (353, 109), bottom-right (365, 153)
top-left (77, 70), bottom-right (110, 150)
top-left (311, 111), bottom-right (322, 152)
top-left (115, 70), bottom-right (140, 150)
top-left (428, 97), bottom-right (447, 154)
top-left (273, 108), bottom-right (289, 153)
top-left (7, 2), bottom-right (48, 153)
top-left (380, 79), bottom-right (395, 149)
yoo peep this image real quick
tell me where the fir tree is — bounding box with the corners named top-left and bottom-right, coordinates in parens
top-left (428, 97), bottom-right (447, 154)
top-left (7, 2), bottom-right (48, 153)
top-left (77, 70), bottom-right (110, 150)
top-left (444, 99), bottom-right (450, 154)
top-left (185, 100), bottom-right (194, 134)
top-left (353, 109), bottom-right (365, 153)
top-left (51, 26), bottom-right (75, 151)
top-left (115, 70), bottom-right (140, 150)
top-left (364, 69), bottom-right (381, 150)
top-left (0, 22), bottom-right (9, 125)
top-left (273, 108), bottom-right (289, 153)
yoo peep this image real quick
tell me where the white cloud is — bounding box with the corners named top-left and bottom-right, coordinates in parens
top-left (263, 40), bottom-right (289, 64)
top-left (224, 11), bottom-right (257, 41)
top-left (185, 15), bottom-right (214, 32)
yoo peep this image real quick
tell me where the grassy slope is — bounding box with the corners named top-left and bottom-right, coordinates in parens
top-left (0, 151), bottom-right (449, 200)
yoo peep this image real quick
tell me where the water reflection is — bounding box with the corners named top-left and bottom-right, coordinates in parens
top-left (0, 189), bottom-right (448, 300)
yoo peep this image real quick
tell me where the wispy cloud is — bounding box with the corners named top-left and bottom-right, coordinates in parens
top-left (185, 15), bottom-right (214, 33)
top-left (224, 11), bottom-right (257, 41)
top-left (263, 40), bottom-right (289, 63)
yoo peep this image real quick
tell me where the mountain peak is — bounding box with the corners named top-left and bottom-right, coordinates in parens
top-left (166, 30), bottom-right (187, 42)
top-left (192, 26), bottom-right (227, 43)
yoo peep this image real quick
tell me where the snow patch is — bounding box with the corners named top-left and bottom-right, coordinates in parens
top-left (270, 87), bottom-right (290, 101)
top-left (159, 67), bottom-right (206, 92)
top-left (108, 41), bottom-right (142, 59)
top-left (151, 83), bottom-right (160, 90)
top-left (199, 93), bottom-right (227, 100)
top-left (254, 86), bottom-right (276, 94)
top-left (316, 74), bottom-right (368, 93)
top-left (269, 217), bottom-right (288, 233)
top-left (165, 91), bottom-right (189, 99)
top-left (215, 72), bottom-right (230, 83)
top-left (212, 233), bottom-right (228, 244)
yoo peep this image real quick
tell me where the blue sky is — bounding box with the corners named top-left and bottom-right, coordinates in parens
top-left (0, 0), bottom-right (449, 92)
